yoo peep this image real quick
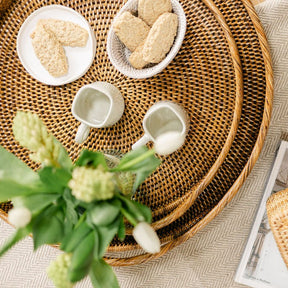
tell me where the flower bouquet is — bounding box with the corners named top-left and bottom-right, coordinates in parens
top-left (0, 111), bottom-right (162, 287)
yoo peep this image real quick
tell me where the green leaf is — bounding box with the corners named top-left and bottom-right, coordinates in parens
top-left (97, 219), bottom-right (120, 258)
top-left (13, 193), bottom-right (60, 213)
top-left (63, 187), bottom-right (76, 203)
top-left (93, 230), bottom-right (99, 259)
top-left (89, 259), bottom-right (120, 288)
top-left (111, 147), bottom-right (159, 171)
top-left (75, 150), bottom-right (108, 170)
top-left (65, 202), bottom-right (79, 226)
top-left (38, 167), bottom-right (71, 193)
top-left (60, 222), bottom-right (91, 252)
top-left (131, 200), bottom-right (152, 224)
top-left (88, 200), bottom-right (121, 227)
top-left (68, 232), bottom-right (95, 282)
top-left (111, 147), bottom-right (160, 191)
top-left (0, 179), bottom-right (46, 202)
top-left (133, 170), bottom-right (156, 193)
top-left (0, 146), bottom-right (39, 184)
top-left (32, 206), bottom-right (64, 249)
top-left (117, 215), bottom-right (126, 241)
top-left (63, 189), bottom-right (78, 226)
top-left (68, 266), bottom-right (90, 284)
top-left (56, 141), bottom-right (73, 171)
top-left (63, 220), bottom-right (74, 236)
top-left (0, 225), bottom-right (31, 257)
top-left (119, 196), bottom-right (151, 223)
top-left (55, 208), bottom-right (65, 222)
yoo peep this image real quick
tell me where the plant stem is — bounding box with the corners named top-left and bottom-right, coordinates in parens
top-left (75, 211), bottom-right (87, 229)
top-left (120, 208), bottom-right (138, 227)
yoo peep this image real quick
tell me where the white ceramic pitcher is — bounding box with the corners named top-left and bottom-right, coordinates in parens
top-left (72, 82), bottom-right (125, 144)
top-left (132, 101), bottom-right (189, 151)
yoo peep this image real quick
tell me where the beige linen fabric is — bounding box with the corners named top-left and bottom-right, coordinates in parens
top-left (1, 0), bottom-right (288, 287)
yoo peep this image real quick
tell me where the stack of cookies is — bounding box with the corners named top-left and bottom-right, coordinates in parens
top-left (30, 19), bottom-right (88, 77)
top-left (113, 0), bottom-right (178, 69)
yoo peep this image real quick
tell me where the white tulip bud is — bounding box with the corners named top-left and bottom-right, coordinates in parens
top-left (132, 222), bottom-right (161, 254)
top-left (8, 207), bottom-right (32, 228)
top-left (154, 132), bottom-right (186, 156)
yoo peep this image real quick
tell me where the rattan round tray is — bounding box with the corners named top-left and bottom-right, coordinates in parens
top-left (101, 0), bottom-right (273, 265)
top-left (0, 0), bottom-right (243, 230)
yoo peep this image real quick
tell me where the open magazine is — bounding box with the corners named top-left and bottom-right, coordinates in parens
top-left (235, 140), bottom-right (288, 288)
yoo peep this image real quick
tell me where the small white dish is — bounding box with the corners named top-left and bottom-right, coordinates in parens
top-left (107, 0), bottom-right (186, 79)
top-left (17, 5), bottom-right (96, 86)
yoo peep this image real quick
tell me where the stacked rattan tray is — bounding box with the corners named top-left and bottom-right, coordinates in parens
top-left (0, 0), bottom-right (273, 266)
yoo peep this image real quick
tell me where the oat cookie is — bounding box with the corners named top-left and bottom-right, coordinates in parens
top-left (30, 23), bottom-right (68, 77)
top-left (37, 19), bottom-right (89, 47)
top-left (143, 12), bottom-right (178, 63)
top-left (113, 11), bottom-right (150, 52)
top-left (129, 43), bottom-right (149, 69)
top-left (138, 0), bottom-right (172, 26)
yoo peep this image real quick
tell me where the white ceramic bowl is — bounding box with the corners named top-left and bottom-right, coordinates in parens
top-left (107, 0), bottom-right (186, 79)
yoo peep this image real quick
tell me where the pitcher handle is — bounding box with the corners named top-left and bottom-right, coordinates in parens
top-left (132, 134), bottom-right (151, 150)
top-left (75, 123), bottom-right (90, 144)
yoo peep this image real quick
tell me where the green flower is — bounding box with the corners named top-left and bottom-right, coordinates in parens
top-left (47, 253), bottom-right (74, 288)
top-left (68, 166), bottom-right (115, 202)
top-left (13, 111), bottom-right (61, 166)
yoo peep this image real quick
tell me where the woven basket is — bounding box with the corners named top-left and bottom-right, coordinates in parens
top-left (107, 0), bottom-right (187, 79)
top-left (0, 0), bottom-right (243, 231)
top-left (266, 189), bottom-right (288, 268)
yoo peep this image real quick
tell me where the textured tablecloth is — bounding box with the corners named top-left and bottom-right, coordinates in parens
top-left (1, 0), bottom-right (287, 287)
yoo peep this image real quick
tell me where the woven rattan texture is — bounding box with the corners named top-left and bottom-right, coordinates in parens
top-left (0, 0), bottom-right (242, 230)
top-left (0, 0), bottom-right (12, 14)
top-left (267, 189), bottom-right (288, 268)
top-left (0, 0), bottom-right (272, 266)
top-left (103, 0), bottom-right (273, 265)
